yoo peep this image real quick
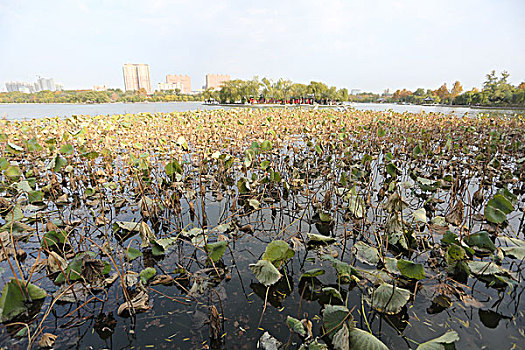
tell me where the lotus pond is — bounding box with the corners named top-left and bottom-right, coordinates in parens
top-left (0, 108), bottom-right (524, 349)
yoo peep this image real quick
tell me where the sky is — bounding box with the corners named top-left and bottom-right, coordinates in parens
top-left (0, 0), bottom-right (524, 93)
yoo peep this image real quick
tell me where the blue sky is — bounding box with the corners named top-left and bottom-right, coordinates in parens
top-left (1, 0), bottom-right (524, 92)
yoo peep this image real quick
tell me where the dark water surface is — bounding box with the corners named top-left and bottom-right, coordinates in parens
top-left (0, 108), bottom-right (524, 350)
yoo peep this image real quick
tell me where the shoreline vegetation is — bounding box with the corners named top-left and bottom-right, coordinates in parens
top-left (1, 70), bottom-right (524, 108)
top-left (0, 108), bottom-right (524, 348)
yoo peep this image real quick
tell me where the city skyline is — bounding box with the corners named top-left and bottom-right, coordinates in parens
top-left (5, 76), bottom-right (63, 93)
top-left (0, 1), bottom-right (524, 93)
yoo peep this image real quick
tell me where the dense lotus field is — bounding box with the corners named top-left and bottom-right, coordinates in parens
top-left (0, 108), bottom-right (524, 349)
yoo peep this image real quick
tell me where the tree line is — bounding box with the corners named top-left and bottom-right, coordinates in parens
top-left (0, 89), bottom-right (203, 104)
top-left (1, 70), bottom-right (523, 106)
top-left (385, 70), bottom-right (525, 107)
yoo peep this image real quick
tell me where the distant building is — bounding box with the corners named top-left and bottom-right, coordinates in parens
top-left (6, 77), bottom-right (62, 93)
top-left (6, 81), bottom-right (35, 93)
top-left (37, 77), bottom-right (56, 91)
top-left (351, 89), bottom-right (361, 95)
top-left (158, 82), bottom-right (183, 92)
top-left (123, 64), bottom-right (152, 94)
top-left (166, 75), bottom-right (191, 94)
top-left (93, 85), bottom-right (107, 91)
top-left (206, 74), bottom-right (230, 90)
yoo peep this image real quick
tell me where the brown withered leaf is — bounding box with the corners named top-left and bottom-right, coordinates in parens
top-left (446, 201), bottom-right (464, 227)
top-left (117, 291), bottom-right (151, 316)
top-left (38, 333), bottom-right (57, 348)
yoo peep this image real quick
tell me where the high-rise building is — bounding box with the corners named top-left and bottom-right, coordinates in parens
top-left (37, 77), bottom-right (56, 91)
top-left (206, 74), bottom-right (230, 90)
top-left (166, 74), bottom-right (191, 94)
top-left (6, 81), bottom-right (35, 93)
top-left (158, 82), bottom-right (184, 92)
top-left (6, 77), bottom-right (62, 93)
top-left (123, 64), bottom-right (152, 94)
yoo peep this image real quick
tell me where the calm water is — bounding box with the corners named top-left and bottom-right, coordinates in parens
top-left (1, 101), bottom-right (523, 119)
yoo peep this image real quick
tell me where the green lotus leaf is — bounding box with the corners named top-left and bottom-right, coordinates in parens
top-left (349, 327), bottom-right (389, 350)
top-left (397, 259), bottom-right (426, 280)
top-left (205, 241), bottom-right (228, 263)
top-left (249, 259), bottom-right (282, 287)
top-left (286, 315), bottom-right (306, 337)
top-left (371, 283), bottom-right (410, 314)
top-left (140, 267), bottom-right (157, 284)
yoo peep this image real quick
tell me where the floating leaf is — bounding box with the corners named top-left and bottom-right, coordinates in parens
top-left (383, 257), bottom-right (401, 275)
top-left (59, 144), bottom-right (74, 155)
top-left (416, 177), bottom-right (437, 191)
top-left (487, 194), bottom-right (513, 214)
top-left (352, 242), bottom-right (380, 266)
top-left (307, 233), bottom-right (335, 245)
top-left (333, 322), bottom-right (349, 350)
top-left (258, 331), bottom-right (282, 350)
top-left (465, 231), bottom-right (496, 253)
top-left (205, 241), bottom-right (228, 263)
top-left (261, 140), bottom-right (272, 151)
top-left (126, 247), bottom-right (143, 261)
top-left (412, 208), bottom-right (427, 223)
top-left (0, 158), bottom-right (8, 171)
top-left (349, 327), bottom-right (388, 350)
top-left (16, 180), bottom-right (32, 193)
top-left (286, 316), bottom-right (306, 337)
top-left (41, 230), bottom-right (68, 248)
top-left (249, 259), bottom-right (282, 287)
top-left (4, 204), bottom-right (23, 224)
top-left (248, 198), bottom-right (260, 210)
top-left (321, 287), bottom-right (343, 303)
top-left (28, 190), bottom-right (44, 204)
top-left (55, 252), bottom-right (110, 285)
top-left (416, 330), bottom-right (459, 350)
top-left (319, 212), bottom-right (332, 223)
top-left (262, 240), bottom-right (295, 266)
top-left (151, 237), bottom-right (177, 256)
top-left (4, 166), bottom-right (21, 180)
top-left (322, 305), bottom-right (352, 339)
top-left (371, 283), bottom-right (410, 314)
top-left (0, 279), bottom-right (47, 322)
top-left (140, 267), bottom-right (157, 284)
top-left (300, 269), bottom-right (325, 279)
top-left (299, 339), bottom-right (328, 350)
top-left (323, 256), bottom-right (361, 283)
top-left (117, 291), bottom-right (150, 316)
top-left (468, 261), bottom-right (515, 278)
top-left (397, 259), bottom-right (426, 280)
top-left (485, 193), bottom-right (514, 224)
top-left (51, 155), bottom-right (67, 172)
top-left (165, 159), bottom-right (183, 178)
top-left (501, 246), bottom-right (525, 260)
top-left (484, 206), bottom-right (506, 224)
top-left (7, 142), bottom-right (23, 153)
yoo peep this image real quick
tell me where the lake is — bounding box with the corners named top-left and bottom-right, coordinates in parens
top-left (0, 101), bottom-right (523, 120)
top-left (0, 106), bottom-right (524, 350)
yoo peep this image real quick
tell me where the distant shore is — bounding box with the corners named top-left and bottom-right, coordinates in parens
top-left (1, 101), bottom-right (524, 113)
top-left (205, 102), bottom-right (525, 111)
